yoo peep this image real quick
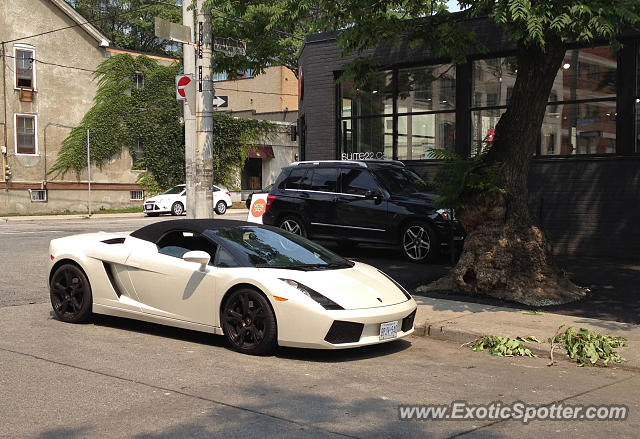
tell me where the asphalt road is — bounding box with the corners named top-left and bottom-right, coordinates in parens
top-left (1, 301), bottom-right (639, 438)
top-left (1, 214), bottom-right (639, 437)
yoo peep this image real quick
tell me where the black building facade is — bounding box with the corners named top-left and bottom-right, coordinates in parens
top-left (298, 17), bottom-right (640, 258)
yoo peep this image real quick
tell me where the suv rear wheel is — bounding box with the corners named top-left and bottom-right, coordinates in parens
top-left (278, 216), bottom-right (307, 237)
top-left (401, 221), bottom-right (438, 263)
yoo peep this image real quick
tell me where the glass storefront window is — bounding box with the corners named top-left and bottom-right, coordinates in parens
top-left (397, 113), bottom-right (455, 160)
top-left (553, 47), bottom-right (616, 102)
top-left (341, 71), bottom-right (393, 118)
top-left (397, 65), bottom-right (456, 113)
top-left (472, 57), bottom-right (517, 108)
top-left (541, 101), bottom-right (616, 155)
top-left (471, 108), bottom-right (506, 156)
top-left (340, 116), bottom-right (393, 160)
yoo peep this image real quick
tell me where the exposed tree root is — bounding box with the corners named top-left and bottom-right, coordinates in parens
top-left (425, 193), bottom-right (588, 307)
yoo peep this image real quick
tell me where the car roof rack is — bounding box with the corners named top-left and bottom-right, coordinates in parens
top-left (288, 160), bottom-right (404, 168)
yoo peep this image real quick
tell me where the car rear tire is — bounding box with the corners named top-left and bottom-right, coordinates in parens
top-left (221, 288), bottom-right (277, 355)
top-left (401, 221), bottom-right (438, 263)
top-left (50, 263), bottom-right (93, 323)
top-left (171, 202), bottom-right (184, 216)
top-left (278, 215), bottom-right (307, 237)
top-left (215, 201), bottom-right (227, 215)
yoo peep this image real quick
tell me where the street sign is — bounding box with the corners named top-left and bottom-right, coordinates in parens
top-left (213, 37), bottom-right (246, 57)
top-left (155, 17), bottom-right (191, 44)
top-left (176, 74), bottom-right (194, 101)
top-left (213, 96), bottom-right (228, 107)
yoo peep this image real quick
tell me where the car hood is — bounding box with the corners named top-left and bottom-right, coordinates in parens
top-left (145, 194), bottom-right (176, 204)
top-left (264, 261), bottom-right (410, 310)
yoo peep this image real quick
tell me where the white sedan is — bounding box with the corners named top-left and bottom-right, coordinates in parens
top-left (143, 184), bottom-right (232, 216)
top-left (48, 220), bottom-right (417, 355)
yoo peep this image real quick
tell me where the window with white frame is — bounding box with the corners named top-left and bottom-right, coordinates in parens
top-left (130, 190), bottom-right (144, 201)
top-left (134, 72), bottom-right (144, 89)
top-left (14, 45), bottom-right (36, 89)
top-left (29, 189), bottom-right (47, 202)
top-left (15, 114), bottom-right (37, 154)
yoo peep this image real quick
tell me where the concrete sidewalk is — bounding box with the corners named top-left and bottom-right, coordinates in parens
top-left (413, 295), bottom-right (640, 371)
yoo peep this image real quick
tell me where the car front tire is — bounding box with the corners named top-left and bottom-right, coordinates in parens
top-left (278, 215), bottom-right (307, 237)
top-left (401, 221), bottom-right (438, 263)
top-left (171, 202), bottom-right (184, 216)
top-left (50, 263), bottom-right (93, 323)
top-left (215, 200), bottom-right (227, 215)
top-left (221, 288), bottom-right (277, 355)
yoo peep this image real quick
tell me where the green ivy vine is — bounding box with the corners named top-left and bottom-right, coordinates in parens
top-left (49, 53), bottom-right (276, 191)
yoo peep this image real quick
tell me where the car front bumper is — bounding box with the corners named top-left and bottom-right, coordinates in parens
top-left (275, 298), bottom-right (417, 349)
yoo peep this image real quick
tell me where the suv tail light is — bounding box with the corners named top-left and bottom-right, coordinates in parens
top-left (225, 191), bottom-right (230, 196)
top-left (265, 194), bottom-right (276, 211)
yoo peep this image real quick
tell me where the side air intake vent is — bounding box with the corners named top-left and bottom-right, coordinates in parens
top-left (103, 262), bottom-right (123, 297)
top-left (102, 237), bottom-right (126, 244)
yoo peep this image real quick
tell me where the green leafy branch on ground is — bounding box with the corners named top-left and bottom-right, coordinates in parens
top-left (468, 327), bottom-right (627, 367)
top-left (469, 336), bottom-right (539, 358)
top-left (550, 326), bottom-right (627, 367)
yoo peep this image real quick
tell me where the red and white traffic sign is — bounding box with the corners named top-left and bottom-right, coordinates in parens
top-left (175, 74), bottom-right (194, 101)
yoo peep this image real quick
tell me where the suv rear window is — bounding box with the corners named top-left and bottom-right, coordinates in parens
top-left (282, 168), bottom-right (310, 190)
top-left (310, 168), bottom-right (338, 192)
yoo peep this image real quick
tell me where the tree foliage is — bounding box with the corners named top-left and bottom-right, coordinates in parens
top-left (65, 0), bottom-right (181, 55)
top-left (202, 0), bottom-right (331, 77)
top-left (50, 54), bottom-right (276, 191)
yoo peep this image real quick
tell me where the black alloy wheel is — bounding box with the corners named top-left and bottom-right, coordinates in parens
top-left (278, 216), bottom-right (307, 237)
top-left (215, 200), bottom-right (227, 215)
top-left (401, 221), bottom-right (438, 263)
top-left (50, 264), bottom-right (93, 323)
top-left (171, 202), bottom-right (184, 216)
top-left (222, 289), bottom-right (277, 355)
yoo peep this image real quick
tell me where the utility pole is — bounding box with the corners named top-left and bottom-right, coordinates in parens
top-left (182, 0), bottom-right (198, 218)
top-left (193, 0), bottom-right (214, 218)
top-left (87, 129), bottom-right (91, 216)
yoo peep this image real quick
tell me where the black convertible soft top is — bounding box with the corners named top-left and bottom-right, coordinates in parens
top-left (130, 219), bottom-right (261, 243)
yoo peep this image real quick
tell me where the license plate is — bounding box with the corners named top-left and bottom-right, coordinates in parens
top-left (379, 321), bottom-right (398, 340)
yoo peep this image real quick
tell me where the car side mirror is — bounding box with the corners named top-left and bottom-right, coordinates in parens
top-left (364, 190), bottom-right (382, 201)
top-left (183, 250), bottom-right (210, 271)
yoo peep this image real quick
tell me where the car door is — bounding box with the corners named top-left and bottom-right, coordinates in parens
top-left (334, 168), bottom-right (390, 242)
top-left (305, 167), bottom-right (339, 238)
top-left (125, 231), bottom-right (218, 327)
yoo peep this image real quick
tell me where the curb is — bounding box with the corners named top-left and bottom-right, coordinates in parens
top-left (413, 320), bottom-right (638, 372)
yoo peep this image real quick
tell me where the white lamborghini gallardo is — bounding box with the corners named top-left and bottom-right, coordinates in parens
top-left (48, 219), bottom-right (417, 355)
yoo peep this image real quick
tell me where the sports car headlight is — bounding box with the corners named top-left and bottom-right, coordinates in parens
top-left (377, 269), bottom-right (412, 300)
top-left (279, 279), bottom-right (344, 310)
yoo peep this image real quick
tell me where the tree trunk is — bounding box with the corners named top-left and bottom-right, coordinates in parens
top-left (439, 39), bottom-right (588, 306)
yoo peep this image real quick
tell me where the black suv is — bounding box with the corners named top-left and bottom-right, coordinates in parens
top-left (262, 160), bottom-right (465, 263)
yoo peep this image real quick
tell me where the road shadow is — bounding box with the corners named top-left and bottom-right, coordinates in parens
top-left (91, 314), bottom-right (414, 362)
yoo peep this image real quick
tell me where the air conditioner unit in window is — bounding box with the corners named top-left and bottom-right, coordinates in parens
top-left (19, 87), bottom-right (34, 102)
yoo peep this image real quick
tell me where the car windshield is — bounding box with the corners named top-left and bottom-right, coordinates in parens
top-left (163, 185), bottom-right (185, 195)
top-left (372, 167), bottom-right (432, 194)
top-left (211, 226), bottom-right (353, 269)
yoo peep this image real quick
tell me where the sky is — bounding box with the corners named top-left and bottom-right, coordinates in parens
top-left (446, 1), bottom-right (462, 12)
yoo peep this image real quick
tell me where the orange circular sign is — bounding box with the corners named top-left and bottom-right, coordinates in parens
top-left (251, 199), bottom-right (267, 217)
